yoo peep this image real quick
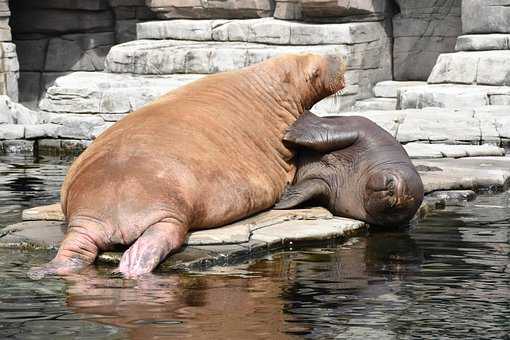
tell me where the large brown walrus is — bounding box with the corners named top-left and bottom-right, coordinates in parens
top-left (275, 111), bottom-right (424, 227)
top-left (29, 53), bottom-right (347, 278)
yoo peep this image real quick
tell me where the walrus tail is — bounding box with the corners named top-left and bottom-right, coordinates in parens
top-left (28, 217), bottom-right (105, 280)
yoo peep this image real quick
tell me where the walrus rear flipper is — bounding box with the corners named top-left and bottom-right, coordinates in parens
top-left (283, 111), bottom-right (358, 153)
top-left (117, 218), bottom-right (187, 277)
top-left (274, 178), bottom-right (330, 209)
top-left (28, 221), bottom-right (102, 280)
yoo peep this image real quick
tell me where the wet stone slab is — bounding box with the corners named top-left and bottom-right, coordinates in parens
top-left (3, 156), bottom-right (510, 271)
top-left (1, 207), bottom-right (367, 271)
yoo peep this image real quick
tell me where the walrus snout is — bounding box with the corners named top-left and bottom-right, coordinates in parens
top-left (364, 169), bottom-right (424, 227)
top-left (324, 54), bottom-right (347, 94)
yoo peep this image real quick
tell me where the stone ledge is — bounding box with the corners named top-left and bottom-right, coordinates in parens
top-left (404, 143), bottom-right (505, 159)
top-left (145, 0), bottom-right (274, 20)
top-left (415, 157), bottom-right (510, 193)
top-left (0, 207), bottom-right (367, 272)
top-left (455, 34), bottom-right (510, 51)
top-left (39, 72), bottom-right (205, 114)
top-left (104, 38), bottom-right (390, 75)
top-left (373, 80), bottom-right (427, 98)
top-left (4, 105), bottom-right (510, 155)
top-left (428, 51), bottom-right (510, 86)
top-left (398, 84), bottom-right (510, 109)
top-left (137, 19), bottom-right (387, 45)
top-left (353, 98), bottom-right (397, 111)
top-left (317, 107), bottom-right (510, 145)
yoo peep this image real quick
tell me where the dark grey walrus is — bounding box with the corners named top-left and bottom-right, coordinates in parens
top-left (274, 111), bottom-right (424, 227)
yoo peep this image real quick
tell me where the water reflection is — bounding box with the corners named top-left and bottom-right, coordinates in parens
top-left (64, 268), bottom-right (301, 339)
top-left (0, 156), bottom-right (509, 339)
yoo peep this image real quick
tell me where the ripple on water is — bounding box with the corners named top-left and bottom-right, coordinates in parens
top-left (0, 155), bottom-right (509, 339)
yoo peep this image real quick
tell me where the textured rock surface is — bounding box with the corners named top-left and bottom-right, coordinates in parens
top-left (273, 0), bottom-right (391, 22)
top-left (0, 95), bottom-right (39, 125)
top-left (398, 84), bottom-right (510, 109)
top-left (39, 72), bottom-right (203, 114)
top-left (104, 33), bottom-right (391, 111)
top-left (105, 38), bottom-right (389, 75)
top-left (10, 9), bottom-right (114, 34)
top-left (428, 51), bottom-right (510, 86)
top-left (0, 42), bottom-right (19, 102)
top-left (1, 206), bottom-right (365, 253)
top-left (0, 124), bottom-right (25, 140)
top-left (109, 0), bottom-right (157, 42)
top-left (0, 140), bottom-right (34, 153)
top-left (353, 97), bottom-right (397, 111)
top-left (462, 0), bottom-right (510, 34)
top-left (395, 108), bottom-right (481, 144)
top-left (22, 203), bottom-right (64, 221)
top-left (17, 32), bottom-right (114, 73)
top-left (428, 190), bottom-right (477, 205)
top-left (10, 0), bottom-right (156, 106)
top-left (273, 0), bottom-right (301, 20)
top-left (373, 80), bottom-right (427, 98)
top-left (137, 18), bottom-right (387, 45)
top-left (0, 1), bottom-right (17, 101)
top-left (13, 0), bottom-right (111, 11)
top-left (404, 143), bottom-right (505, 159)
top-left (145, 0), bottom-right (275, 19)
top-left (36, 113), bottom-right (111, 140)
top-left (455, 34), bottom-right (510, 51)
top-left (318, 106), bottom-right (510, 146)
top-left (393, 0), bottom-right (461, 80)
top-left (415, 157), bottom-right (510, 193)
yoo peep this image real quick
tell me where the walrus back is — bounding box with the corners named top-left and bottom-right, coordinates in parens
top-left (61, 70), bottom-right (298, 233)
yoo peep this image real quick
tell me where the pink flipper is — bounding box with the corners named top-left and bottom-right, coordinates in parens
top-left (117, 219), bottom-right (187, 278)
top-left (28, 226), bottom-right (100, 279)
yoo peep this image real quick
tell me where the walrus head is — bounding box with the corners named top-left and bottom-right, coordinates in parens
top-left (363, 165), bottom-right (424, 227)
top-left (260, 53), bottom-right (347, 111)
top-left (275, 112), bottom-right (425, 228)
top-left (300, 54), bottom-right (347, 108)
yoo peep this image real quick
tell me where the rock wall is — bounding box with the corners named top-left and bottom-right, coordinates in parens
top-left (275, 0), bottom-right (393, 22)
top-left (145, 0), bottom-right (275, 19)
top-left (110, 0), bottom-right (157, 42)
top-left (0, 0), bottom-right (18, 102)
top-left (9, 0), bottom-right (156, 108)
top-left (462, 0), bottom-right (510, 34)
top-left (393, 0), bottom-right (461, 80)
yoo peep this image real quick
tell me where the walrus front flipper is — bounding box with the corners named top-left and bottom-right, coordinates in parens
top-left (274, 179), bottom-right (330, 209)
top-left (284, 111), bottom-right (358, 153)
top-left (117, 218), bottom-right (187, 277)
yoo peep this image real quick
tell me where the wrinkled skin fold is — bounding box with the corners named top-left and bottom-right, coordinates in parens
top-left (29, 53), bottom-right (347, 279)
top-left (275, 111), bottom-right (424, 227)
